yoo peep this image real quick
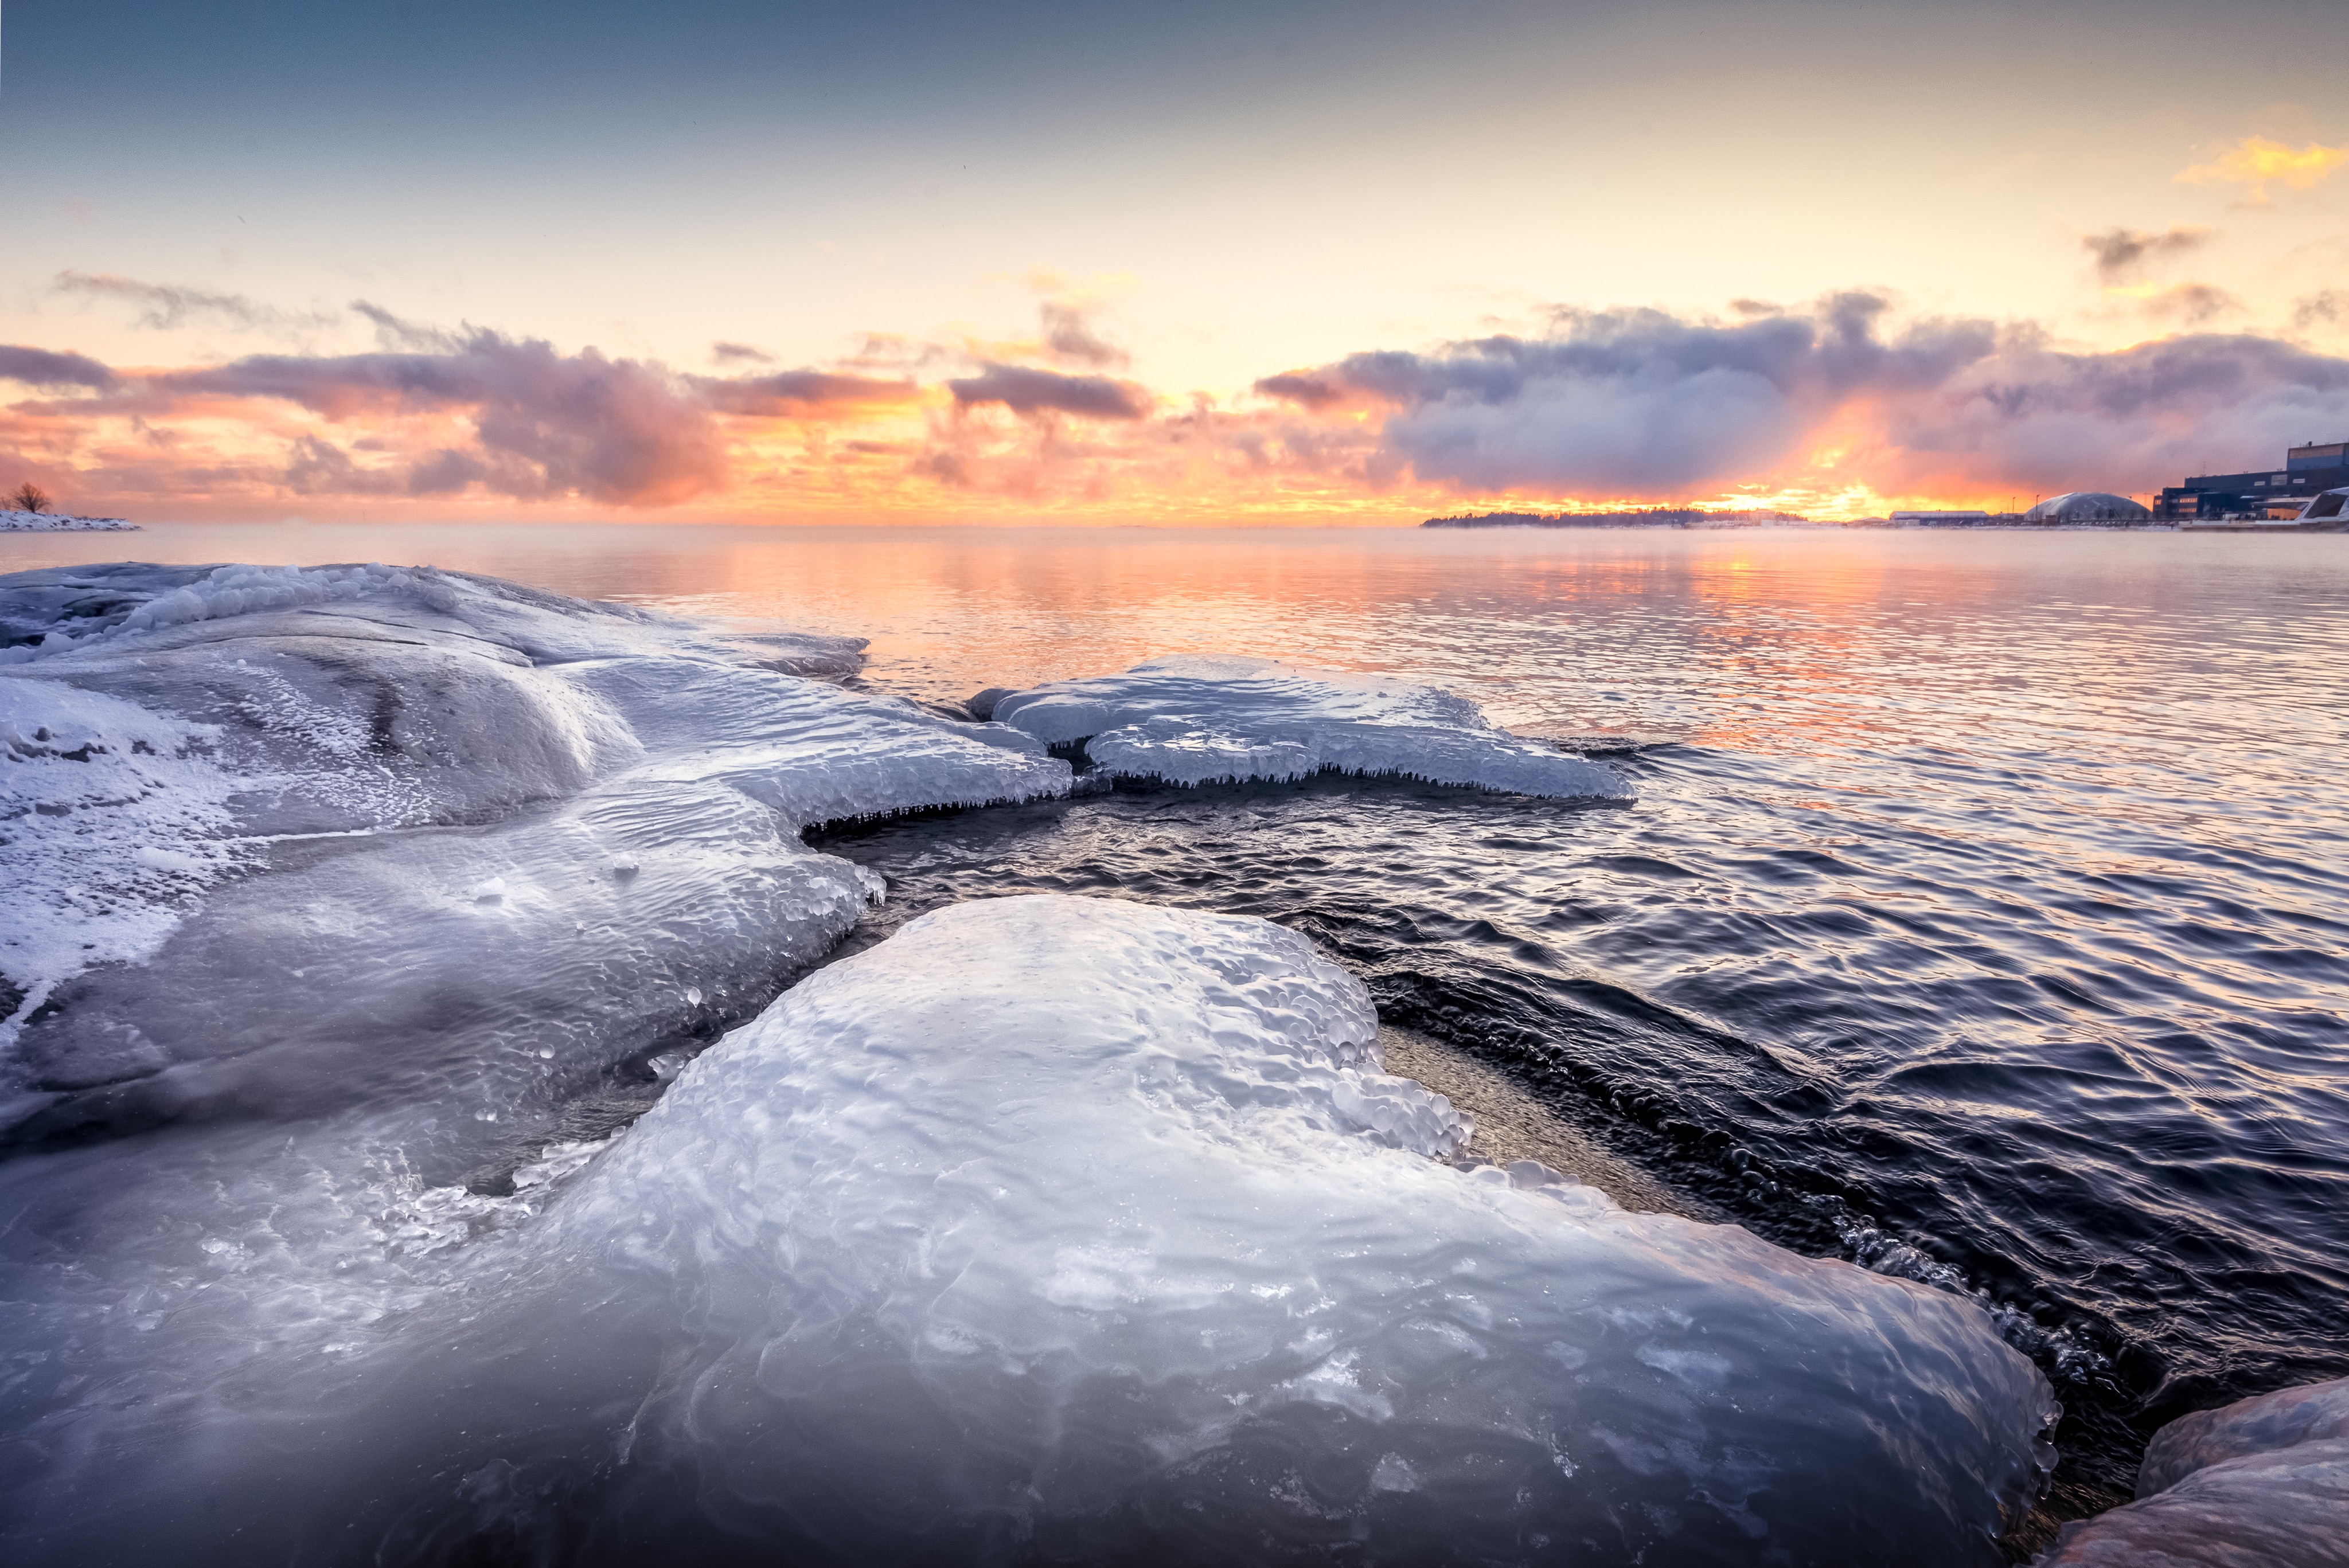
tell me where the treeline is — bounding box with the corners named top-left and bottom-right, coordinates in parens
top-left (1422, 508), bottom-right (1808, 529)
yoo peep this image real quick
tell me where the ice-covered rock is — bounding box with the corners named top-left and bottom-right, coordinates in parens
top-left (0, 895), bottom-right (2056, 1565)
top-left (2035, 1377), bottom-right (2349, 1566)
top-left (990, 654), bottom-right (1632, 797)
top-left (0, 562), bottom-right (1069, 1161)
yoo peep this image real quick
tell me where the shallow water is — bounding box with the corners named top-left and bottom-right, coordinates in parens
top-left (9, 519), bottom-right (2348, 1535)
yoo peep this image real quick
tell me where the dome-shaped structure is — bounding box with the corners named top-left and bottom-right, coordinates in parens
top-left (2024, 491), bottom-right (2151, 523)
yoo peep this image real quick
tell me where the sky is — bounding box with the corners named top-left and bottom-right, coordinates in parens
top-left (2, 0), bottom-right (2346, 524)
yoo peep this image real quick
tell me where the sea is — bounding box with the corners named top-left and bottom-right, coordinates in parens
top-left (6, 519), bottom-right (2346, 1539)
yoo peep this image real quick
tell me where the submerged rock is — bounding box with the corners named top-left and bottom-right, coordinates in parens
top-left (2036, 1377), bottom-right (2349, 1565)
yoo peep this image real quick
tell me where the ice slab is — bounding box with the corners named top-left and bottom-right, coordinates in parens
top-left (990, 654), bottom-right (1632, 797)
top-left (2036, 1376), bottom-right (2349, 1566)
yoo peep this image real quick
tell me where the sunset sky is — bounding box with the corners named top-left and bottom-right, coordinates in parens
top-left (3, 0), bottom-right (2346, 523)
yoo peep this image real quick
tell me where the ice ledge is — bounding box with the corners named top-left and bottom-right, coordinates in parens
top-left (990, 654), bottom-right (1633, 799)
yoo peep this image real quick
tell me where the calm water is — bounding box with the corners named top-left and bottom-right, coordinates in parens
top-left (10, 521), bottom-right (2347, 1528)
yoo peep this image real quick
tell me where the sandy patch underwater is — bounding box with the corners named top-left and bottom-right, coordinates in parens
top-left (0, 562), bottom-right (2054, 1565)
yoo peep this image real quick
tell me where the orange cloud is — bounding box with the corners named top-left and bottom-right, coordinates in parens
top-left (2178, 136), bottom-right (2348, 204)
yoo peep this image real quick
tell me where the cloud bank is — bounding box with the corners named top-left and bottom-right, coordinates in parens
top-left (5, 287), bottom-right (2348, 519)
top-left (1253, 295), bottom-right (2349, 501)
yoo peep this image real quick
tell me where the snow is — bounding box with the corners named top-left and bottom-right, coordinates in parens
top-left (2035, 1377), bottom-right (2349, 1566)
top-left (0, 509), bottom-right (136, 531)
top-left (0, 894), bottom-right (2055, 1564)
top-left (991, 654), bottom-right (1633, 797)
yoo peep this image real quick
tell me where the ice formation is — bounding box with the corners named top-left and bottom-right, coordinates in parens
top-left (2036, 1376), bottom-right (2349, 1566)
top-left (990, 655), bottom-right (1632, 797)
top-left (0, 561), bottom-right (1068, 1156)
top-left (2, 894), bottom-right (2054, 1565)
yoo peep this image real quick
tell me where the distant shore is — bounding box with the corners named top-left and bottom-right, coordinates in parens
top-left (0, 510), bottom-right (139, 533)
top-left (1422, 509), bottom-right (2347, 533)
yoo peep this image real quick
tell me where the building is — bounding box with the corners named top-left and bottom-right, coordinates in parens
top-left (1888, 510), bottom-right (1992, 526)
top-left (2157, 442), bottom-right (2349, 521)
top-left (2022, 491), bottom-right (2152, 523)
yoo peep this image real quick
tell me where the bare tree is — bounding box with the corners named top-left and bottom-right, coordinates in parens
top-left (9, 482), bottom-right (52, 514)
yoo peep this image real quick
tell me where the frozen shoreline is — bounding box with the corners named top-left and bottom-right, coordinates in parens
top-left (0, 509), bottom-right (138, 531)
top-left (4, 557), bottom-right (2325, 1564)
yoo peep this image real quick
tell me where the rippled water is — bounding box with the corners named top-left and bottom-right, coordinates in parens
top-left (10, 520), bottom-right (2347, 1535)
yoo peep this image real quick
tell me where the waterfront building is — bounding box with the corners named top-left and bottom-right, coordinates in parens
top-left (2158, 441), bottom-right (2349, 520)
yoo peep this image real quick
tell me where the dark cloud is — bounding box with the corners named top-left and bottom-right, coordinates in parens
top-left (349, 301), bottom-right (462, 353)
top-left (947, 362), bottom-right (1150, 420)
top-left (1872, 331), bottom-right (2349, 494)
top-left (2082, 226), bottom-right (2213, 279)
top-left (1255, 294), bottom-right (1996, 492)
top-left (54, 271), bottom-right (340, 335)
top-left (690, 370), bottom-right (916, 416)
top-left (1040, 304), bottom-right (1129, 369)
top-left (1250, 296), bottom-right (2349, 498)
top-left (2140, 283), bottom-right (2242, 325)
top-left (1252, 372), bottom-right (1343, 410)
top-left (2294, 290), bottom-right (2347, 330)
top-left (0, 345), bottom-right (116, 390)
top-left (155, 328), bottom-right (727, 505)
top-left (711, 341), bottom-right (774, 364)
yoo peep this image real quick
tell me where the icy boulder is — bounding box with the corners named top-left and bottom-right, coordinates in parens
top-left (0, 562), bottom-right (1069, 1161)
top-left (990, 654), bottom-right (1632, 797)
top-left (2036, 1377), bottom-right (2349, 1566)
top-left (518, 895), bottom-right (2050, 1562)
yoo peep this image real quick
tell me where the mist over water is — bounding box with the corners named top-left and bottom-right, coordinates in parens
top-left (7, 521), bottom-right (2346, 1542)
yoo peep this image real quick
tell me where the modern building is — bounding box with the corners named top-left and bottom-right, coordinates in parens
top-left (2023, 491), bottom-right (2152, 523)
top-left (2157, 442), bottom-right (2349, 521)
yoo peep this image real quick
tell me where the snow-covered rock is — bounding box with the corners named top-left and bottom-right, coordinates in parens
top-left (0, 509), bottom-right (136, 530)
top-left (991, 654), bottom-right (1632, 798)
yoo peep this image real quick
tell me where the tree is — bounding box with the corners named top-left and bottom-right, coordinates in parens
top-left (9, 482), bottom-right (51, 513)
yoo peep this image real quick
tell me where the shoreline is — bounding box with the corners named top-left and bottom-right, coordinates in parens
top-left (0, 510), bottom-right (139, 533)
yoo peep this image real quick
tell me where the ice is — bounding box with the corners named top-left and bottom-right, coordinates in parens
top-left (1, 562), bottom-right (1068, 1155)
top-left (990, 654), bottom-right (1633, 797)
top-left (0, 894), bottom-right (2054, 1565)
top-left (2035, 1377), bottom-right (2349, 1566)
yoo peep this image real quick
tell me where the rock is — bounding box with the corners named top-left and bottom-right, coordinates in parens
top-left (2036, 1377), bottom-right (2349, 1566)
